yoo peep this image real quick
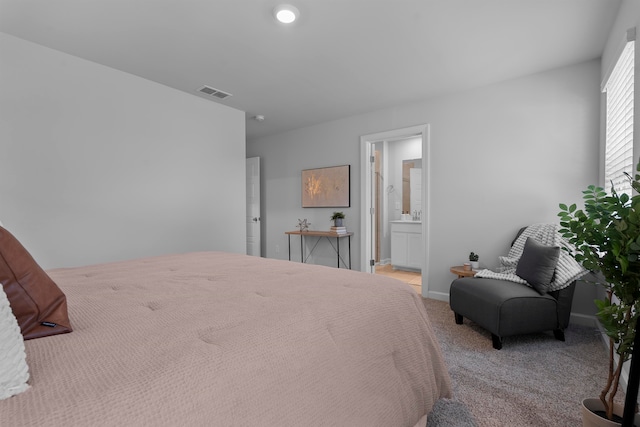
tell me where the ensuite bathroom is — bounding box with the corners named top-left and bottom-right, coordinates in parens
top-left (372, 135), bottom-right (423, 291)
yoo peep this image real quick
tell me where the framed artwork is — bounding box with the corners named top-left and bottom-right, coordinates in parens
top-left (302, 165), bottom-right (350, 208)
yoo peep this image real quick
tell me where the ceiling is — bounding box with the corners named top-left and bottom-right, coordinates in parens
top-left (0, 0), bottom-right (621, 141)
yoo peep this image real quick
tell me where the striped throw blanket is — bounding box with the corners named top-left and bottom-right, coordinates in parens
top-left (474, 224), bottom-right (587, 292)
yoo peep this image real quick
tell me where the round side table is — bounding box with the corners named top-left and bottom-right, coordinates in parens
top-left (450, 265), bottom-right (478, 279)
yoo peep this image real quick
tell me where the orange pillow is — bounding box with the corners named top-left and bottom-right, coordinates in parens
top-left (0, 226), bottom-right (72, 340)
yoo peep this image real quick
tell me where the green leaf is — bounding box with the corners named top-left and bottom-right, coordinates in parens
top-left (621, 193), bottom-right (630, 204)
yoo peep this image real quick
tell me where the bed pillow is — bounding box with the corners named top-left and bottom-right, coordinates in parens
top-left (0, 285), bottom-right (29, 400)
top-left (516, 237), bottom-right (560, 295)
top-left (0, 226), bottom-right (72, 340)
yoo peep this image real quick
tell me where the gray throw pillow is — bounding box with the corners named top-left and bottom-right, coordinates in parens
top-left (516, 237), bottom-right (560, 295)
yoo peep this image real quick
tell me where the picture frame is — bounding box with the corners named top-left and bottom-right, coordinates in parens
top-left (302, 165), bottom-right (350, 208)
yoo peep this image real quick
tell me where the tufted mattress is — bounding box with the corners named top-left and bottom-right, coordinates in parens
top-left (0, 251), bottom-right (451, 426)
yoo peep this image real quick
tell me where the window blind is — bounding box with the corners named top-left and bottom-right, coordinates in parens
top-left (604, 38), bottom-right (635, 196)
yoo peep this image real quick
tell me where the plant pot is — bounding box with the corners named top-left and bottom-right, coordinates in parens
top-left (470, 261), bottom-right (479, 269)
top-left (582, 398), bottom-right (640, 427)
top-left (334, 218), bottom-right (343, 227)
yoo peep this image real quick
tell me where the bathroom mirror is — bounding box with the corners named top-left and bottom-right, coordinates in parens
top-left (402, 158), bottom-right (422, 217)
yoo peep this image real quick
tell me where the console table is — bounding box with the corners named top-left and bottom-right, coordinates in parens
top-left (285, 230), bottom-right (353, 269)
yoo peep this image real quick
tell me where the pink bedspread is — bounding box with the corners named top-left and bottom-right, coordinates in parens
top-left (0, 252), bottom-right (451, 426)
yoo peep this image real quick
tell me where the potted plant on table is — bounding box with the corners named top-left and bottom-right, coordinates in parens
top-left (469, 252), bottom-right (480, 270)
top-left (558, 160), bottom-right (640, 426)
top-left (330, 211), bottom-right (345, 227)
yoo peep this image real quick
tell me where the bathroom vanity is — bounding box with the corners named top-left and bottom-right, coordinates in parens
top-left (390, 221), bottom-right (422, 271)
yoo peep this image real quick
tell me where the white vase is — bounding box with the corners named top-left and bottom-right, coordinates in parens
top-left (582, 397), bottom-right (640, 427)
top-left (470, 261), bottom-right (480, 270)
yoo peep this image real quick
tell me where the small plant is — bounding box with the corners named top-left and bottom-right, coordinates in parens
top-left (330, 211), bottom-right (345, 227)
top-left (469, 252), bottom-right (479, 262)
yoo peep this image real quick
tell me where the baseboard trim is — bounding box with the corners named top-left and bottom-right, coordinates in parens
top-left (593, 318), bottom-right (630, 392)
top-left (426, 291), bottom-right (450, 302)
top-left (569, 312), bottom-right (598, 327)
top-left (570, 314), bottom-right (630, 391)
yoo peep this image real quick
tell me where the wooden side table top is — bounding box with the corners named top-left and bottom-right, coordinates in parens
top-left (285, 230), bottom-right (354, 237)
top-left (450, 265), bottom-right (478, 278)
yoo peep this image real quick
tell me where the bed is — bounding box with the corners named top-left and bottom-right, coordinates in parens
top-left (0, 233), bottom-right (451, 426)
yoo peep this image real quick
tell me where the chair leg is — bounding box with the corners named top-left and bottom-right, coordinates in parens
top-left (454, 312), bottom-right (463, 325)
top-left (553, 328), bottom-right (565, 342)
top-left (492, 334), bottom-right (503, 350)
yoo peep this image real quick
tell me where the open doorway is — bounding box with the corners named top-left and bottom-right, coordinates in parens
top-left (373, 138), bottom-right (422, 293)
top-left (360, 124), bottom-right (430, 297)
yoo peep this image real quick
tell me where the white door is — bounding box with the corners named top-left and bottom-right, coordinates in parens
top-left (246, 157), bottom-right (261, 256)
top-left (369, 146), bottom-right (377, 273)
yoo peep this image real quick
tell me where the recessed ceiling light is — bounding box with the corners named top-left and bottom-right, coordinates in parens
top-left (274, 4), bottom-right (299, 24)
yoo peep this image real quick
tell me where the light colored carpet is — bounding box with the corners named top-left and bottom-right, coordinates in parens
top-left (422, 298), bottom-right (615, 427)
top-left (427, 398), bottom-right (477, 426)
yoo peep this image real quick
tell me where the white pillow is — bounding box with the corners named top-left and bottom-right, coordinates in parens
top-left (0, 285), bottom-right (29, 400)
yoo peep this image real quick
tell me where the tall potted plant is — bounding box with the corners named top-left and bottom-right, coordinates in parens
top-left (558, 160), bottom-right (640, 425)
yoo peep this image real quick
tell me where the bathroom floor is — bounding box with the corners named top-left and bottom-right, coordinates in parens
top-left (375, 264), bottom-right (421, 294)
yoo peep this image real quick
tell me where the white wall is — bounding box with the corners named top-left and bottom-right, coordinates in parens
top-left (0, 33), bottom-right (246, 269)
top-left (248, 59), bottom-right (601, 316)
top-left (585, 0), bottom-right (640, 318)
top-left (597, 0), bottom-right (640, 386)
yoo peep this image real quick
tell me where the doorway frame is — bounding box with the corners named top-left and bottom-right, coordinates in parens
top-left (360, 124), bottom-right (431, 297)
top-left (245, 156), bottom-right (261, 256)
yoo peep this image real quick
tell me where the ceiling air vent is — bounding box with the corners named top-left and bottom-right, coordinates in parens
top-left (197, 85), bottom-right (232, 100)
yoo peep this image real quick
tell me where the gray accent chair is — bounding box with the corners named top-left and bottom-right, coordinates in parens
top-left (449, 228), bottom-right (577, 350)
